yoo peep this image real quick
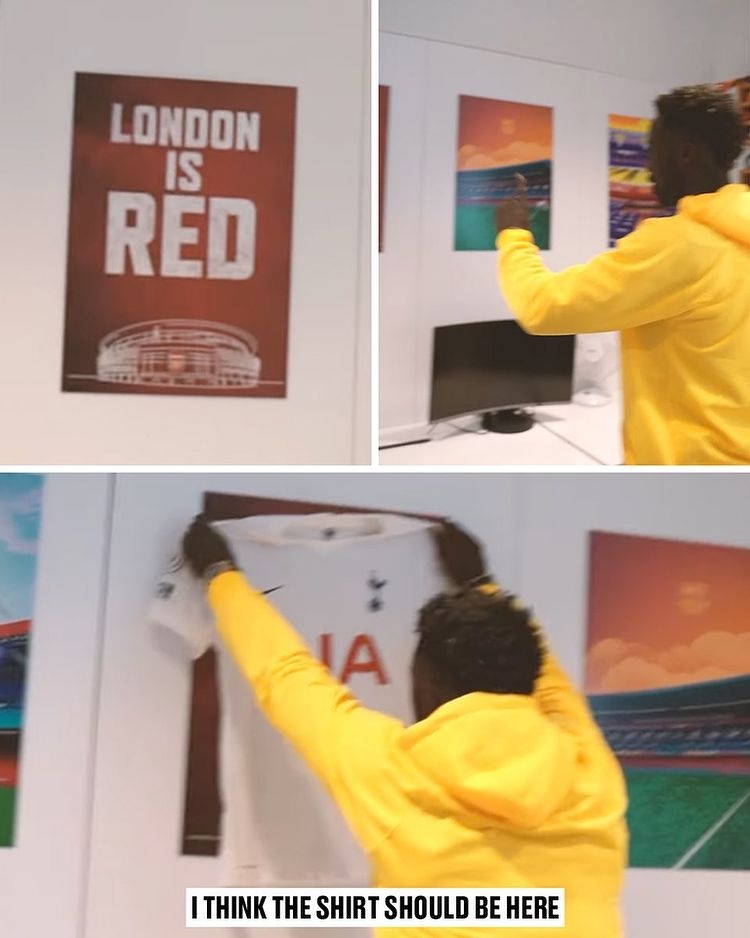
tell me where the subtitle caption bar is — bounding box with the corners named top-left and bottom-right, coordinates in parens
top-left (186, 887), bottom-right (565, 928)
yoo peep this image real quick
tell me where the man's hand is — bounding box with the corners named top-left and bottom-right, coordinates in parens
top-left (432, 520), bottom-right (489, 589)
top-left (496, 173), bottom-right (531, 235)
top-left (182, 514), bottom-right (237, 579)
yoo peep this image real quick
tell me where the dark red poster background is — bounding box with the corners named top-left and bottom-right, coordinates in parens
top-left (379, 85), bottom-right (390, 253)
top-left (62, 73), bottom-right (296, 397)
top-left (180, 491), bottom-right (441, 857)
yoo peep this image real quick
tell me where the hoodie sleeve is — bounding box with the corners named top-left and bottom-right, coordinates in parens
top-left (530, 630), bottom-right (602, 740)
top-left (206, 570), bottom-right (402, 850)
top-left (497, 217), bottom-right (702, 334)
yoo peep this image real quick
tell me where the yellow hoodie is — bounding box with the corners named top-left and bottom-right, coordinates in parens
top-left (208, 570), bottom-right (628, 938)
top-left (497, 184), bottom-right (750, 465)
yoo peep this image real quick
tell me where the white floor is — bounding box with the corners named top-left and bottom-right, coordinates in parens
top-left (379, 396), bottom-right (623, 467)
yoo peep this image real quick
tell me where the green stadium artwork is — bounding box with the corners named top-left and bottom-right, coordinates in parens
top-left (585, 531), bottom-right (750, 870)
top-left (454, 94), bottom-right (553, 251)
top-left (0, 475), bottom-right (44, 848)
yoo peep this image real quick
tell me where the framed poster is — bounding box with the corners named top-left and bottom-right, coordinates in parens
top-left (379, 85), bottom-right (390, 253)
top-left (608, 114), bottom-right (673, 247)
top-left (62, 73), bottom-right (297, 398)
top-left (180, 492), bottom-right (440, 860)
top-left (454, 95), bottom-right (553, 251)
top-left (0, 474), bottom-right (44, 847)
top-left (717, 76), bottom-right (750, 185)
top-left (585, 531), bottom-right (750, 870)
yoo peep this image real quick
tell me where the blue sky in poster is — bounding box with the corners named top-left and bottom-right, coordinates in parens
top-left (0, 475), bottom-right (44, 621)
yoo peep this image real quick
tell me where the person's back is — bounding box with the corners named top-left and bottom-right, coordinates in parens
top-left (619, 184), bottom-right (750, 464)
top-left (496, 85), bottom-right (750, 465)
top-left (365, 663), bottom-right (627, 937)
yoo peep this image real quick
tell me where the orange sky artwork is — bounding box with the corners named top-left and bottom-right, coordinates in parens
top-left (456, 95), bottom-right (553, 171)
top-left (586, 532), bottom-right (750, 695)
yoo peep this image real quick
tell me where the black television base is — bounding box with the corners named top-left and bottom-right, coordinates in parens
top-left (481, 408), bottom-right (535, 434)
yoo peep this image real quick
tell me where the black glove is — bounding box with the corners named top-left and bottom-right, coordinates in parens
top-left (182, 514), bottom-right (237, 579)
top-left (432, 520), bottom-right (490, 589)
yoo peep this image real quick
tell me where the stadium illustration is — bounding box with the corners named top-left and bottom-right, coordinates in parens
top-left (609, 120), bottom-right (672, 245)
top-left (609, 127), bottom-right (672, 247)
top-left (0, 620), bottom-right (27, 733)
top-left (590, 674), bottom-right (750, 869)
top-left (0, 619), bottom-right (28, 845)
top-left (590, 674), bottom-right (750, 767)
top-left (96, 319), bottom-right (262, 389)
top-left (455, 159), bottom-right (552, 251)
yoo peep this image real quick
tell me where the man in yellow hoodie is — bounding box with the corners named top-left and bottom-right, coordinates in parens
top-left (182, 515), bottom-right (628, 937)
top-left (496, 85), bottom-right (750, 465)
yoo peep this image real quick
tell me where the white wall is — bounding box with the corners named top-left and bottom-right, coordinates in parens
top-left (355, 7), bottom-right (374, 465)
top-left (3, 471), bottom-right (750, 937)
top-left (378, 0), bottom-right (749, 440)
top-left (378, 34), bottom-right (430, 434)
top-left (381, 0), bottom-right (720, 84)
top-left (0, 0), bottom-right (370, 465)
top-left (711, 0), bottom-right (750, 81)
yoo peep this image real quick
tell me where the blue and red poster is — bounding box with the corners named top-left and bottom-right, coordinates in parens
top-left (0, 474), bottom-right (44, 847)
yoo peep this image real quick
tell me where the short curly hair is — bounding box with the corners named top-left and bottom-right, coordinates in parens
top-left (415, 589), bottom-right (543, 697)
top-left (655, 84), bottom-right (744, 169)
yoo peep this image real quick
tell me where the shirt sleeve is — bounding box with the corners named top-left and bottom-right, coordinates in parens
top-left (497, 217), bottom-right (705, 334)
top-left (207, 570), bottom-right (404, 852)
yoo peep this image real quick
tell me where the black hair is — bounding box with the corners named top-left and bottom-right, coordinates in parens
top-left (415, 589), bottom-right (543, 698)
top-left (655, 85), bottom-right (744, 169)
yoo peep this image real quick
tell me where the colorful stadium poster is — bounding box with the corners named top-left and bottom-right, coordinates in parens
top-left (608, 115), bottom-right (673, 247)
top-left (61, 73), bottom-right (297, 397)
top-left (454, 95), bottom-right (553, 251)
top-left (0, 474), bottom-right (44, 847)
top-left (716, 76), bottom-right (750, 185)
top-left (379, 85), bottom-right (390, 253)
top-left (585, 531), bottom-right (750, 870)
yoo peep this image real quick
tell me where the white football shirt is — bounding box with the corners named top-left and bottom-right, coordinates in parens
top-left (151, 512), bottom-right (446, 889)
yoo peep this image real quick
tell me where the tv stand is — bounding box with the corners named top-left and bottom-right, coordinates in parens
top-left (481, 408), bottom-right (534, 434)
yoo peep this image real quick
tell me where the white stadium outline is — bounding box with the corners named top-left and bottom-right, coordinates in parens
top-left (90, 318), bottom-right (265, 389)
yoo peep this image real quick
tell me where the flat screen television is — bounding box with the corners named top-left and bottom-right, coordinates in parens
top-left (430, 320), bottom-right (575, 432)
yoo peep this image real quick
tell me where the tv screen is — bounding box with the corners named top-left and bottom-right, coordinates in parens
top-left (430, 320), bottom-right (575, 423)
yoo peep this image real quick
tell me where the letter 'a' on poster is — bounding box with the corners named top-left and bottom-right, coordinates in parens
top-left (60, 73), bottom-right (296, 398)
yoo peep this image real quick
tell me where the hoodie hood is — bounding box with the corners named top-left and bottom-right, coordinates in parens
top-left (397, 693), bottom-right (577, 830)
top-left (679, 183), bottom-right (750, 248)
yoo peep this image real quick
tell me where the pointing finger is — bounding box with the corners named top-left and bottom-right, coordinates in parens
top-left (515, 173), bottom-right (528, 204)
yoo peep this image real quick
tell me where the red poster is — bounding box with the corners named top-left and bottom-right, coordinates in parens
top-left (62, 73), bottom-right (296, 397)
top-left (379, 85), bottom-right (390, 253)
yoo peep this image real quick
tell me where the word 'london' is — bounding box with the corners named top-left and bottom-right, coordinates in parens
top-left (104, 102), bottom-right (262, 280)
top-left (110, 103), bottom-right (261, 151)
